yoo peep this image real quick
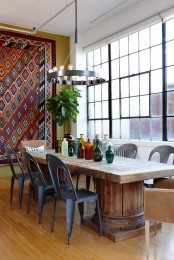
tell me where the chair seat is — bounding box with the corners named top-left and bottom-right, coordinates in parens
top-left (55, 188), bottom-right (98, 201)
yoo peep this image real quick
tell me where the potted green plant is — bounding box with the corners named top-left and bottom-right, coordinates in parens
top-left (46, 85), bottom-right (81, 133)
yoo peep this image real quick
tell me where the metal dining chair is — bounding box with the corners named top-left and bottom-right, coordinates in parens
top-left (46, 153), bottom-right (102, 245)
top-left (5, 147), bottom-right (31, 209)
top-left (116, 143), bottom-right (137, 158)
top-left (22, 151), bottom-right (55, 224)
top-left (144, 145), bottom-right (174, 187)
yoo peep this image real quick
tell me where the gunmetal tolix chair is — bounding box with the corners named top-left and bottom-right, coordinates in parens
top-left (5, 147), bottom-right (30, 208)
top-left (116, 143), bottom-right (137, 158)
top-left (46, 154), bottom-right (102, 245)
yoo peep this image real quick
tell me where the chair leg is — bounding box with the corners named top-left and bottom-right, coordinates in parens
top-left (96, 197), bottom-right (102, 237)
top-left (145, 220), bottom-right (150, 258)
top-left (18, 178), bottom-right (24, 209)
top-left (78, 202), bottom-right (84, 224)
top-left (51, 197), bottom-right (57, 232)
top-left (86, 176), bottom-right (91, 190)
top-left (38, 186), bottom-right (44, 224)
top-left (66, 199), bottom-right (75, 245)
top-left (27, 183), bottom-right (33, 214)
top-left (10, 177), bottom-right (14, 204)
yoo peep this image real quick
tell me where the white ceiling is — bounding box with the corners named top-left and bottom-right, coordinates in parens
top-left (0, 0), bottom-right (142, 36)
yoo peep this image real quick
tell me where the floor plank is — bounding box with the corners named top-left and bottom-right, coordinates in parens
top-left (0, 176), bottom-right (174, 259)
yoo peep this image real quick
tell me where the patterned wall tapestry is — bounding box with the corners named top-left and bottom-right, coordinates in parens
top-left (0, 31), bottom-right (56, 164)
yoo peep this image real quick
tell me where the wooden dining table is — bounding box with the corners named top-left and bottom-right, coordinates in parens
top-left (29, 149), bottom-right (174, 242)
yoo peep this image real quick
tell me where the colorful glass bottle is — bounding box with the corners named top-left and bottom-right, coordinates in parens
top-left (79, 134), bottom-right (85, 148)
top-left (68, 142), bottom-right (74, 157)
top-left (61, 138), bottom-right (68, 156)
top-left (106, 145), bottom-right (115, 163)
top-left (93, 139), bottom-right (103, 162)
top-left (78, 143), bottom-right (85, 159)
top-left (85, 138), bottom-right (93, 160)
top-left (74, 138), bottom-right (79, 156)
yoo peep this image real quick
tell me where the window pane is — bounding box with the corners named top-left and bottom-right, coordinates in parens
top-left (129, 32), bottom-right (138, 53)
top-left (166, 41), bottom-right (174, 66)
top-left (121, 98), bottom-right (129, 117)
top-left (130, 97), bottom-right (139, 116)
top-left (87, 51), bottom-right (93, 67)
top-left (166, 19), bottom-right (174, 41)
top-left (88, 86), bottom-right (94, 102)
top-left (140, 73), bottom-right (149, 95)
top-left (94, 48), bottom-right (100, 65)
top-left (151, 118), bottom-right (162, 140)
top-left (139, 28), bottom-right (150, 50)
top-left (88, 103), bottom-right (94, 119)
top-left (102, 83), bottom-right (108, 100)
top-left (95, 85), bottom-right (101, 101)
top-left (151, 93), bottom-right (162, 116)
top-left (151, 45), bottom-right (162, 69)
top-left (111, 59), bottom-right (119, 79)
top-left (102, 101), bottom-right (109, 118)
top-left (121, 78), bottom-right (129, 98)
top-left (102, 62), bottom-right (109, 81)
top-left (130, 118), bottom-right (140, 139)
top-left (150, 23), bottom-right (162, 46)
top-left (112, 119), bottom-right (120, 138)
top-left (166, 66), bottom-right (174, 90)
top-left (101, 45), bottom-right (108, 63)
top-left (111, 41), bottom-right (119, 59)
top-left (103, 120), bottom-right (109, 136)
top-left (129, 53), bottom-right (139, 74)
top-left (167, 91), bottom-right (174, 116)
top-left (167, 117), bottom-right (174, 141)
top-left (139, 49), bottom-right (150, 72)
top-left (120, 37), bottom-right (128, 57)
top-left (95, 120), bottom-right (102, 137)
top-left (112, 79), bottom-right (119, 99)
top-left (95, 102), bottom-right (102, 118)
top-left (88, 120), bottom-right (94, 138)
top-left (130, 76), bottom-right (139, 96)
top-left (121, 119), bottom-right (130, 139)
top-left (140, 95), bottom-right (149, 116)
top-left (112, 99), bottom-right (120, 118)
top-left (120, 56), bottom-right (128, 77)
top-left (151, 69), bottom-right (162, 93)
top-left (140, 118), bottom-right (150, 140)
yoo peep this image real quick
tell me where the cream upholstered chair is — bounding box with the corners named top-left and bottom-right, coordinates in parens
top-left (144, 188), bottom-right (174, 257)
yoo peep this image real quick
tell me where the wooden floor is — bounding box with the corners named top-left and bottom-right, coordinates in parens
top-left (0, 176), bottom-right (174, 260)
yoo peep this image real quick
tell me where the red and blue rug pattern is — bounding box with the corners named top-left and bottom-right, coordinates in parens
top-left (0, 31), bottom-right (56, 164)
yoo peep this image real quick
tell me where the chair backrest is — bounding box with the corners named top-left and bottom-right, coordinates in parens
top-left (46, 154), bottom-right (77, 200)
top-left (148, 145), bottom-right (174, 164)
top-left (20, 140), bottom-right (46, 152)
top-left (22, 151), bottom-right (47, 187)
top-left (116, 143), bottom-right (137, 158)
top-left (144, 188), bottom-right (174, 223)
top-left (5, 147), bottom-right (25, 178)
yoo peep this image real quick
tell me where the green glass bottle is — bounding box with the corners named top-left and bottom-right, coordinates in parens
top-left (106, 145), bottom-right (114, 163)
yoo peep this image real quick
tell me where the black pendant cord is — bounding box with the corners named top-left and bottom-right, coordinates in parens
top-left (75, 0), bottom-right (78, 44)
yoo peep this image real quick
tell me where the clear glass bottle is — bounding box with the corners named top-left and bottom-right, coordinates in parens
top-left (61, 138), bottom-right (68, 156)
top-left (85, 138), bottom-right (93, 160)
top-left (93, 139), bottom-right (103, 162)
top-left (79, 134), bottom-right (85, 148)
top-left (78, 142), bottom-right (85, 159)
top-left (106, 145), bottom-right (114, 163)
top-left (101, 134), bottom-right (109, 161)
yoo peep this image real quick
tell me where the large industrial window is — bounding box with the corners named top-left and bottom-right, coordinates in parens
top-left (87, 19), bottom-right (174, 141)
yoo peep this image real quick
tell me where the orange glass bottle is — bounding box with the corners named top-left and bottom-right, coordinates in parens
top-left (78, 143), bottom-right (85, 159)
top-left (85, 138), bottom-right (93, 160)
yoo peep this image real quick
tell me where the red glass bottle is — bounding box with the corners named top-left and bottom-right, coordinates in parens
top-left (85, 138), bottom-right (93, 160)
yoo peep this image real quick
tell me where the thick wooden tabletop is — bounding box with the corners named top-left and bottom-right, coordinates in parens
top-left (30, 150), bottom-right (174, 184)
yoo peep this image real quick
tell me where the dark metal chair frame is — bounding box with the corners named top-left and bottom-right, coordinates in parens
top-left (148, 145), bottom-right (174, 163)
top-left (116, 143), bottom-right (137, 158)
top-left (5, 147), bottom-right (30, 209)
top-left (46, 153), bottom-right (102, 245)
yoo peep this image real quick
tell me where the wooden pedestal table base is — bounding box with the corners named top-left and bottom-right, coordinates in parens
top-left (84, 179), bottom-right (160, 242)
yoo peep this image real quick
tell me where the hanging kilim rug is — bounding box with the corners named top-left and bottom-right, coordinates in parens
top-left (0, 31), bottom-right (56, 165)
